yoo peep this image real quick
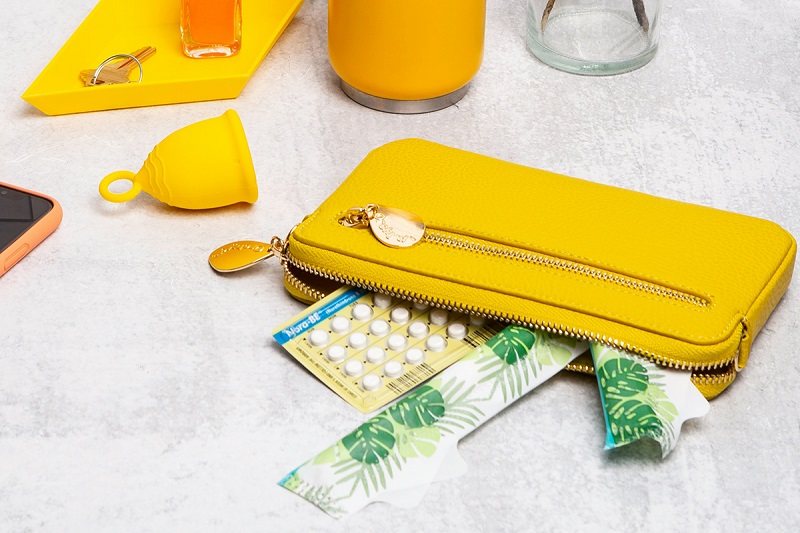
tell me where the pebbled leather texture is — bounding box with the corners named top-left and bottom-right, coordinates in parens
top-left (290, 139), bottom-right (796, 394)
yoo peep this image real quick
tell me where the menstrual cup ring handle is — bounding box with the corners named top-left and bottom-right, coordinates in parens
top-left (99, 171), bottom-right (143, 203)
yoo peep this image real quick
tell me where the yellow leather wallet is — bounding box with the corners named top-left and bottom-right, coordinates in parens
top-left (276, 139), bottom-right (796, 399)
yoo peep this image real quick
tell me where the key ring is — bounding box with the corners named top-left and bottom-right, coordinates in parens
top-left (88, 53), bottom-right (143, 86)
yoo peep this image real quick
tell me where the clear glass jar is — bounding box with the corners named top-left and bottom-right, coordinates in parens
top-left (181, 0), bottom-right (242, 58)
top-left (526, 0), bottom-right (661, 75)
top-left (328, 0), bottom-right (486, 113)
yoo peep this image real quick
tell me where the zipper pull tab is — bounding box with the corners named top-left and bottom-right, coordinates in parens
top-left (208, 229), bottom-right (292, 273)
top-left (340, 204), bottom-right (426, 248)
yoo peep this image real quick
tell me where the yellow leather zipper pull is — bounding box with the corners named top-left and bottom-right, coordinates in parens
top-left (340, 204), bottom-right (425, 248)
top-left (208, 228), bottom-right (293, 273)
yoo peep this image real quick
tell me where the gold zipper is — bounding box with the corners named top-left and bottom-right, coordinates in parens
top-left (690, 365), bottom-right (738, 387)
top-left (282, 257), bottom-right (735, 387)
top-left (276, 202), bottom-right (739, 389)
top-left (565, 355), bottom-right (596, 375)
top-left (281, 249), bottom-right (736, 376)
top-left (283, 258), bottom-right (327, 302)
top-left (420, 229), bottom-right (735, 388)
top-left (424, 230), bottom-right (709, 308)
top-left (562, 354), bottom-right (736, 391)
top-left (340, 204), bottom-right (709, 307)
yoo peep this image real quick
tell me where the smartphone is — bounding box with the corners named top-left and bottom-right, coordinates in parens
top-left (0, 181), bottom-right (62, 277)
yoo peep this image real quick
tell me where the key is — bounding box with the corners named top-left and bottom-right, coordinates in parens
top-left (81, 46), bottom-right (157, 86)
top-left (79, 69), bottom-right (131, 85)
top-left (107, 47), bottom-right (157, 76)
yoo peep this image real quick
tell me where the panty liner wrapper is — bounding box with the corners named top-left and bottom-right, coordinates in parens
top-left (590, 343), bottom-right (710, 458)
top-left (279, 325), bottom-right (587, 518)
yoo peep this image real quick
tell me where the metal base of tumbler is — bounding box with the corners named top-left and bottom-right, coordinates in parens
top-left (339, 79), bottom-right (471, 114)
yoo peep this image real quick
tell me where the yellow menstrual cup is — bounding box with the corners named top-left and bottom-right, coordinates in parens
top-left (99, 110), bottom-right (258, 209)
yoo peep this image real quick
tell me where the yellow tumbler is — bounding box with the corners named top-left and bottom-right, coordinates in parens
top-left (328, 0), bottom-right (487, 113)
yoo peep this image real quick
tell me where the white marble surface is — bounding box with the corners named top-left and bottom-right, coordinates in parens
top-left (2, 0), bottom-right (799, 530)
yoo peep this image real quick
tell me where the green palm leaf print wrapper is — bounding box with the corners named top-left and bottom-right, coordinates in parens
top-left (598, 358), bottom-right (663, 442)
top-left (280, 324), bottom-right (586, 518)
top-left (342, 416), bottom-right (396, 464)
top-left (486, 326), bottom-right (536, 364)
top-left (388, 385), bottom-right (445, 428)
top-left (477, 326), bottom-right (576, 403)
top-left (591, 343), bottom-right (709, 457)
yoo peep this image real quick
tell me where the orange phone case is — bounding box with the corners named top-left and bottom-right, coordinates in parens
top-left (0, 181), bottom-right (63, 276)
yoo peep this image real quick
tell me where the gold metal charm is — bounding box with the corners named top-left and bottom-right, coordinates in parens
top-left (368, 205), bottom-right (425, 248)
top-left (339, 204), bottom-right (426, 248)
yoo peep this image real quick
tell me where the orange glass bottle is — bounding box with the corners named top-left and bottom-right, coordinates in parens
top-left (328, 0), bottom-right (486, 113)
top-left (181, 0), bottom-right (242, 58)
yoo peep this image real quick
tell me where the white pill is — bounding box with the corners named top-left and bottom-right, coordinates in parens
top-left (387, 333), bottom-right (407, 351)
top-left (413, 301), bottom-right (429, 311)
top-left (429, 308), bottom-right (449, 326)
top-left (347, 332), bottom-right (369, 350)
top-left (390, 307), bottom-right (411, 324)
top-left (404, 348), bottom-right (425, 365)
top-left (330, 315), bottom-right (351, 334)
top-left (383, 361), bottom-right (404, 378)
top-left (308, 329), bottom-right (330, 347)
top-left (425, 334), bottom-right (447, 352)
top-left (369, 319), bottom-right (391, 337)
top-left (361, 374), bottom-right (382, 392)
top-left (373, 293), bottom-right (393, 309)
top-left (366, 347), bottom-right (387, 365)
top-left (446, 322), bottom-right (468, 340)
top-left (343, 359), bottom-right (364, 377)
top-left (352, 303), bottom-right (373, 321)
top-left (407, 321), bottom-right (429, 338)
top-left (469, 314), bottom-right (487, 327)
top-left (326, 345), bottom-right (347, 363)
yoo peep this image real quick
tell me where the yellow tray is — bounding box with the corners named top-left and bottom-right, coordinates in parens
top-left (22, 0), bottom-right (304, 116)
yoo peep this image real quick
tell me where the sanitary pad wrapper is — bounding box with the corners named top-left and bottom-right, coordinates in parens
top-left (280, 325), bottom-right (587, 518)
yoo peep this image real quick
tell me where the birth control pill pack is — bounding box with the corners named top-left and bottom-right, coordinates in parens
top-left (273, 286), bottom-right (500, 413)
